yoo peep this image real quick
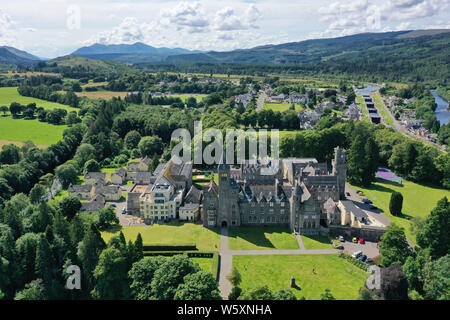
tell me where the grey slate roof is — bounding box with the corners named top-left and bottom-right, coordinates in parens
top-left (68, 184), bottom-right (93, 193)
top-left (84, 172), bottom-right (107, 181)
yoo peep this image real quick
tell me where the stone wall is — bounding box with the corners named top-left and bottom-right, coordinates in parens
top-left (329, 225), bottom-right (386, 242)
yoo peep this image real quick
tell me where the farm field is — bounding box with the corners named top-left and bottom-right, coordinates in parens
top-left (349, 179), bottom-right (450, 245)
top-left (75, 91), bottom-right (128, 100)
top-left (81, 82), bottom-right (108, 88)
top-left (0, 116), bottom-right (68, 147)
top-left (263, 103), bottom-right (304, 113)
top-left (233, 254), bottom-right (368, 300)
top-left (167, 94), bottom-right (208, 102)
top-left (228, 226), bottom-right (299, 250)
top-left (0, 71), bottom-right (60, 77)
top-left (301, 235), bottom-right (333, 249)
top-left (101, 223), bottom-right (221, 251)
top-left (0, 87), bottom-right (77, 112)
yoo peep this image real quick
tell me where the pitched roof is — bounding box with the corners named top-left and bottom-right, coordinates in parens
top-left (84, 172), bottom-right (107, 181)
top-left (114, 168), bottom-right (127, 178)
top-left (68, 184), bottom-right (93, 193)
top-left (185, 185), bottom-right (203, 204)
top-left (81, 194), bottom-right (105, 211)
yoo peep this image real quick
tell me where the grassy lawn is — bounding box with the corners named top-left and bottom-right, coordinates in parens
top-left (0, 116), bottom-right (68, 147)
top-left (0, 87), bottom-right (77, 112)
top-left (192, 257), bottom-right (214, 273)
top-left (301, 235), bottom-right (333, 249)
top-left (168, 94), bottom-right (207, 102)
top-left (233, 255), bottom-right (369, 300)
top-left (373, 92), bottom-right (393, 125)
top-left (101, 222), bottom-right (221, 251)
top-left (228, 226), bottom-right (299, 250)
top-left (263, 103), bottom-right (304, 113)
top-left (349, 179), bottom-right (450, 245)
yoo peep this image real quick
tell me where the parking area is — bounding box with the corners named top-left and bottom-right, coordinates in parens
top-left (111, 201), bottom-right (145, 226)
top-left (341, 239), bottom-right (380, 259)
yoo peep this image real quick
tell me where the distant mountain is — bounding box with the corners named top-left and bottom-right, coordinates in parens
top-left (0, 46), bottom-right (41, 68)
top-left (163, 29), bottom-right (450, 64)
top-left (48, 56), bottom-right (136, 74)
top-left (71, 42), bottom-right (203, 63)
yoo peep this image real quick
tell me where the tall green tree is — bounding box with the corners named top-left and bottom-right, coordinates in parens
top-left (379, 224), bottom-right (412, 267)
top-left (174, 271), bottom-right (221, 300)
top-left (389, 192), bottom-right (403, 216)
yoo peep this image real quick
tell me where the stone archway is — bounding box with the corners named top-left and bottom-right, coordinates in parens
top-left (221, 220), bottom-right (228, 228)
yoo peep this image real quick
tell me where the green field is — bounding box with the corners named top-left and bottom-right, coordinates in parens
top-left (301, 235), bottom-right (333, 249)
top-left (102, 223), bottom-right (221, 251)
top-left (0, 116), bottom-right (68, 147)
top-left (349, 179), bottom-right (450, 245)
top-left (0, 87), bottom-right (77, 112)
top-left (233, 255), bottom-right (369, 300)
top-left (168, 94), bottom-right (207, 102)
top-left (228, 226), bottom-right (299, 250)
top-left (192, 257), bottom-right (214, 273)
top-left (263, 103), bottom-right (304, 113)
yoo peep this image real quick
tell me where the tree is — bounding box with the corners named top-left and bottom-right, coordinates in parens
top-left (417, 197), bottom-right (450, 259)
top-left (91, 247), bottom-right (130, 300)
top-left (320, 288), bottom-right (336, 300)
top-left (83, 159), bottom-right (101, 173)
top-left (69, 215), bottom-right (85, 249)
top-left (228, 286), bottom-right (242, 300)
top-left (422, 254), bottom-right (450, 300)
top-left (226, 267), bottom-right (242, 287)
top-left (378, 264), bottom-right (409, 300)
top-left (96, 207), bottom-right (119, 230)
top-left (59, 196), bottom-right (81, 221)
top-left (240, 285), bottom-right (273, 300)
top-left (14, 279), bottom-right (46, 300)
top-left (35, 234), bottom-right (53, 289)
top-left (379, 224), bottom-right (412, 267)
top-left (128, 256), bottom-right (167, 300)
top-left (389, 192), bottom-right (403, 216)
top-left (0, 106), bottom-right (8, 116)
top-left (151, 255), bottom-right (200, 300)
top-left (149, 154), bottom-right (159, 172)
top-left (124, 130), bottom-right (142, 150)
top-left (174, 271), bottom-right (221, 300)
top-left (134, 233), bottom-right (144, 262)
top-left (357, 287), bottom-right (374, 300)
top-left (74, 143), bottom-right (96, 167)
top-left (77, 224), bottom-right (106, 293)
top-left (55, 164), bottom-right (78, 188)
top-left (273, 288), bottom-right (297, 300)
top-left (138, 136), bottom-right (164, 158)
top-left (347, 133), bottom-right (379, 187)
top-left (29, 184), bottom-right (47, 205)
top-left (0, 144), bottom-right (21, 165)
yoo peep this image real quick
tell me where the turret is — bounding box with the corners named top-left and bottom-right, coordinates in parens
top-left (332, 147), bottom-right (347, 200)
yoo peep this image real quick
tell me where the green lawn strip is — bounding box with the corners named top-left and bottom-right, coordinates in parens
top-left (348, 179), bottom-right (449, 245)
top-left (0, 87), bottom-right (77, 112)
top-left (263, 103), bottom-right (304, 113)
top-left (192, 257), bottom-right (214, 273)
top-left (301, 235), bottom-right (333, 249)
top-left (372, 92), bottom-right (393, 125)
top-left (228, 226), bottom-right (299, 250)
top-left (0, 116), bottom-right (68, 146)
top-left (101, 222), bottom-right (221, 251)
top-left (233, 254), bottom-right (369, 300)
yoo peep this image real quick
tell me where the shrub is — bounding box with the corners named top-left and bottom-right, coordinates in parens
top-left (389, 192), bottom-right (403, 216)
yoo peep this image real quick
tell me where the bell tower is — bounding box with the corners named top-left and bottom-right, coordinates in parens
top-left (332, 147), bottom-right (347, 200)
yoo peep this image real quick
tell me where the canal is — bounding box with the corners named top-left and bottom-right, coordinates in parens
top-left (431, 90), bottom-right (450, 125)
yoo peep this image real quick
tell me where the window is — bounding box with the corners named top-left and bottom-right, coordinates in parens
top-left (270, 202), bottom-right (274, 207)
top-left (281, 202), bottom-right (285, 207)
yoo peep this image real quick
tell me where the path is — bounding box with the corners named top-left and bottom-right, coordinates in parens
top-left (217, 227), bottom-right (339, 299)
top-left (256, 92), bottom-right (266, 112)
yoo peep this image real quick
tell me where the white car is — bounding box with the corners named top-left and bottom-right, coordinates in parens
top-left (338, 236), bottom-right (345, 242)
top-left (352, 251), bottom-right (363, 259)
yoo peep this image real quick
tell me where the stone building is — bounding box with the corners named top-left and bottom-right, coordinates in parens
top-left (202, 147), bottom-right (347, 235)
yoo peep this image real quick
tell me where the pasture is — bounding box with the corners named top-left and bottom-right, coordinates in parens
top-left (75, 91), bottom-right (128, 100)
top-left (0, 87), bottom-right (76, 112)
top-left (0, 116), bottom-right (68, 147)
top-left (233, 254), bottom-right (368, 300)
top-left (263, 103), bottom-right (304, 113)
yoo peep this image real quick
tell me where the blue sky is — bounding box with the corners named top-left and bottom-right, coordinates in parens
top-left (0, 0), bottom-right (449, 58)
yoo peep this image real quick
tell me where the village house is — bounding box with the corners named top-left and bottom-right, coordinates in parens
top-left (269, 94), bottom-right (286, 103)
top-left (179, 203), bottom-right (200, 221)
top-left (68, 184), bottom-right (93, 200)
top-left (84, 172), bottom-right (107, 185)
top-left (81, 194), bottom-right (106, 212)
top-left (91, 181), bottom-right (122, 201)
top-left (111, 168), bottom-right (128, 185)
top-left (338, 200), bottom-right (369, 227)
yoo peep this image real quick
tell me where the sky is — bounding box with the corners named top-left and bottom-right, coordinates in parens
top-left (0, 0), bottom-right (449, 58)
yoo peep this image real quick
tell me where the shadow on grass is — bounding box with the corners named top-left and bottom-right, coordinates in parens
top-left (102, 225), bottom-right (123, 235)
top-left (302, 235), bottom-right (330, 245)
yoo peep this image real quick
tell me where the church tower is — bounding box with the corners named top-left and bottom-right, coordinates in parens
top-left (332, 147), bottom-right (347, 200)
top-left (217, 163), bottom-right (240, 227)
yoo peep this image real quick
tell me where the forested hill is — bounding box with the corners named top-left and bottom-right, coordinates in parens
top-left (0, 46), bottom-right (41, 68)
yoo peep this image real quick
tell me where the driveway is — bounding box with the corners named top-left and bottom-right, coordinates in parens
top-left (341, 240), bottom-right (380, 259)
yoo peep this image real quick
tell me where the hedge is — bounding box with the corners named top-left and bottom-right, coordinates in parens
top-left (142, 251), bottom-right (220, 281)
top-left (142, 244), bottom-right (197, 251)
top-left (338, 253), bottom-right (369, 271)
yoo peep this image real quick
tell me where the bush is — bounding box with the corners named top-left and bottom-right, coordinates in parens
top-left (143, 244), bottom-right (197, 251)
top-left (389, 192), bottom-right (403, 216)
top-left (338, 253), bottom-right (369, 271)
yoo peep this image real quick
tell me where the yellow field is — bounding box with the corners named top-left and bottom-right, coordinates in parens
top-left (75, 91), bottom-right (128, 99)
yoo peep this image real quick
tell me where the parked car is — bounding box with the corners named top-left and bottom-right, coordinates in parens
top-left (352, 251), bottom-right (363, 259)
top-left (359, 254), bottom-right (368, 262)
top-left (359, 238), bottom-right (365, 244)
top-left (365, 258), bottom-right (373, 264)
top-left (121, 208), bottom-right (126, 214)
top-left (362, 198), bottom-right (372, 204)
top-left (352, 237), bottom-right (358, 243)
top-left (338, 236), bottom-right (345, 242)
top-left (346, 192), bottom-right (351, 197)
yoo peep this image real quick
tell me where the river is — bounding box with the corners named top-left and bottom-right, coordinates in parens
top-left (355, 84), bottom-right (380, 96)
top-left (431, 90), bottom-right (450, 125)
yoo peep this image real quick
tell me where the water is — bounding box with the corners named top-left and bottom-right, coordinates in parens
top-left (431, 90), bottom-right (450, 125)
top-left (355, 84), bottom-right (380, 96)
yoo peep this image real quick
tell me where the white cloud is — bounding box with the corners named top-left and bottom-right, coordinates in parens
top-left (160, 1), bottom-right (209, 33)
top-left (213, 4), bottom-right (261, 31)
top-left (0, 10), bottom-right (19, 47)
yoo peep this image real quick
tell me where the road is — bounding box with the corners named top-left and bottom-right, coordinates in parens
top-left (256, 91), bottom-right (266, 112)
